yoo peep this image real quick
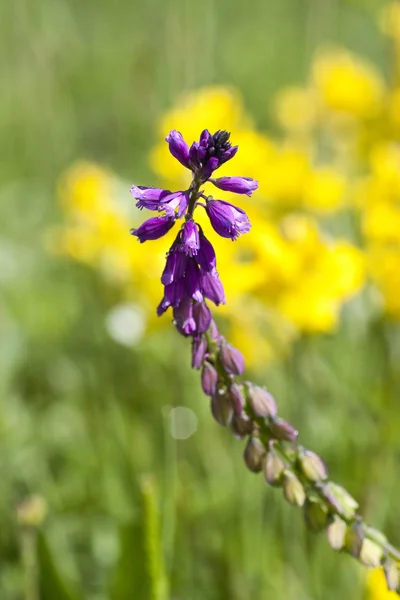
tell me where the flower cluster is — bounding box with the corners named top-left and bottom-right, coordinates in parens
top-left (130, 129), bottom-right (256, 337)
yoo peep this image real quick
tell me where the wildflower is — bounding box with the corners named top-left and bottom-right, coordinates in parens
top-left (130, 215), bottom-right (176, 242)
top-left (219, 340), bottom-right (245, 375)
top-left (205, 199), bottom-right (251, 240)
top-left (130, 186), bottom-right (172, 210)
top-left (180, 220), bottom-right (200, 256)
top-left (210, 176), bottom-right (258, 196)
top-left (201, 362), bottom-right (218, 396)
top-left (165, 130), bottom-right (191, 168)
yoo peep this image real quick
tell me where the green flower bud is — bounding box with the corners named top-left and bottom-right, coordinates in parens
top-left (263, 448), bottom-right (285, 487)
top-left (244, 436), bottom-right (265, 473)
top-left (359, 538), bottom-right (383, 568)
top-left (303, 499), bottom-right (329, 533)
top-left (345, 521), bottom-right (364, 558)
top-left (247, 385), bottom-right (277, 419)
top-left (383, 558), bottom-right (400, 592)
top-left (298, 449), bottom-right (328, 482)
top-left (211, 390), bottom-right (233, 427)
top-left (283, 471), bottom-right (305, 507)
top-left (326, 517), bottom-right (347, 550)
top-left (322, 482), bottom-right (359, 520)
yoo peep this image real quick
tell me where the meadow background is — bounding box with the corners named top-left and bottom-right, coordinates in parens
top-left (1, 0), bottom-right (400, 598)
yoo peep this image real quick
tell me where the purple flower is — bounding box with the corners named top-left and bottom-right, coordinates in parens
top-left (192, 336), bottom-right (207, 369)
top-left (166, 130), bottom-right (191, 169)
top-left (159, 191), bottom-right (189, 218)
top-left (200, 271), bottom-right (225, 305)
top-left (130, 186), bottom-right (171, 210)
top-left (219, 340), bottom-right (245, 375)
top-left (205, 199), bottom-right (251, 240)
top-left (196, 230), bottom-right (217, 273)
top-left (173, 297), bottom-right (196, 336)
top-left (161, 245), bottom-right (187, 285)
top-left (185, 259), bottom-right (203, 302)
top-left (192, 301), bottom-right (212, 333)
top-left (157, 278), bottom-right (186, 315)
top-left (211, 177), bottom-right (258, 196)
top-left (131, 215), bottom-right (175, 242)
top-left (180, 220), bottom-right (200, 256)
top-left (201, 362), bottom-right (218, 396)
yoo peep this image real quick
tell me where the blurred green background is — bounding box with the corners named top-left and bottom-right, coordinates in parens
top-left (1, 0), bottom-right (399, 599)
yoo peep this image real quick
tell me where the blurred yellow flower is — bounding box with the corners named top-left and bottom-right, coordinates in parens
top-left (380, 1), bottom-right (400, 43)
top-left (312, 49), bottom-right (385, 119)
top-left (274, 86), bottom-right (318, 132)
top-left (367, 568), bottom-right (398, 600)
top-left (304, 166), bottom-right (346, 212)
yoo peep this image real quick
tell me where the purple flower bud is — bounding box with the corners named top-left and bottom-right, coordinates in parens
top-left (211, 390), bottom-right (234, 426)
top-left (192, 301), bottom-right (211, 334)
top-left (201, 157), bottom-right (219, 180)
top-left (159, 191), bottom-right (189, 218)
top-left (269, 417), bottom-right (298, 442)
top-left (130, 186), bottom-right (171, 210)
top-left (219, 145), bottom-right (238, 165)
top-left (161, 247), bottom-right (187, 285)
top-left (209, 319), bottom-right (220, 341)
top-left (165, 130), bottom-right (191, 169)
top-left (196, 231), bottom-right (216, 273)
top-left (247, 385), bottom-right (277, 419)
top-left (185, 259), bottom-right (203, 302)
top-left (231, 413), bottom-right (253, 439)
top-left (192, 336), bottom-right (207, 369)
top-left (157, 278), bottom-right (185, 315)
top-left (219, 340), bottom-right (245, 375)
top-left (211, 177), bottom-right (258, 196)
top-left (201, 362), bottom-right (218, 396)
top-left (131, 215), bottom-right (175, 242)
top-left (200, 271), bottom-right (225, 305)
top-left (243, 437), bottom-right (265, 473)
top-left (264, 448), bottom-right (285, 487)
top-left (205, 199), bottom-right (251, 240)
top-left (173, 297), bottom-right (196, 336)
top-left (189, 142), bottom-right (201, 169)
top-left (180, 221), bottom-right (200, 256)
top-left (228, 383), bottom-right (244, 414)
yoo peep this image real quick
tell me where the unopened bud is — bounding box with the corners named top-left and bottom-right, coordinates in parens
top-left (192, 337), bottom-right (207, 369)
top-left (231, 413), bottom-right (253, 438)
top-left (210, 390), bottom-right (233, 426)
top-left (269, 417), bottom-right (298, 442)
top-left (345, 521), bottom-right (364, 558)
top-left (229, 383), bottom-right (244, 415)
top-left (263, 448), bottom-right (285, 486)
top-left (282, 471), bottom-right (305, 507)
top-left (244, 436), bottom-right (265, 473)
top-left (201, 362), bottom-right (218, 396)
top-left (209, 319), bottom-right (220, 341)
top-left (219, 341), bottom-right (245, 376)
top-left (303, 499), bottom-right (329, 532)
top-left (359, 538), bottom-right (383, 568)
top-left (384, 558), bottom-right (400, 592)
top-left (247, 385), bottom-right (277, 419)
top-left (322, 483), bottom-right (359, 520)
top-left (298, 450), bottom-right (328, 482)
top-left (326, 517), bottom-right (347, 550)
top-left (17, 495), bottom-right (47, 527)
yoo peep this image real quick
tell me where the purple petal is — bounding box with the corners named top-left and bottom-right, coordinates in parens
top-left (200, 271), bottom-right (226, 305)
top-left (192, 336), bottom-right (207, 369)
top-left (220, 340), bottom-right (245, 375)
top-left (196, 231), bottom-right (216, 272)
top-left (159, 191), bottom-right (188, 217)
top-left (180, 221), bottom-right (200, 256)
top-left (164, 278), bottom-right (186, 308)
top-left (130, 186), bottom-right (172, 210)
top-left (173, 297), bottom-right (196, 336)
top-left (161, 248), bottom-right (188, 285)
top-left (189, 142), bottom-right (201, 169)
top-left (192, 301), bottom-right (212, 334)
top-left (205, 199), bottom-right (251, 240)
top-left (201, 157), bottom-right (219, 180)
top-left (211, 176), bottom-right (258, 196)
top-left (219, 145), bottom-right (238, 165)
top-left (131, 215), bottom-right (175, 242)
top-left (165, 130), bottom-right (191, 169)
top-left (185, 259), bottom-right (203, 302)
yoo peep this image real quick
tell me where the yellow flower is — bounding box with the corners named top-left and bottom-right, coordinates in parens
top-left (304, 166), bottom-right (346, 212)
top-left (368, 245), bottom-right (400, 318)
top-left (312, 49), bottom-right (385, 119)
top-left (380, 2), bottom-right (400, 42)
top-left (274, 86), bottom-right (318, 132)
top-left (367, 568), bottom-right (398, 600)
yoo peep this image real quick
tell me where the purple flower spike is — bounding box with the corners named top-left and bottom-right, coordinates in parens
top-left (211, 177), bottom-right (258, 196)
top-left (181, 221), bottom-right (200, 256)
top-left (166, 130), bottom-right (191, 169)
top-left (130, 186), bottom-right (171, 210)
top-left (173, 297), bottom-right (196, 336)
top-left (197, 230), bottom-right (217, 273)
top-left (205, 199), bottom-right (251, 240)
top-left (131, 215), bottom-right (175, 242)
top-left (200, 271), bottom-right (225, 305)
top-left (192, 301), bottom-right (212, 334)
